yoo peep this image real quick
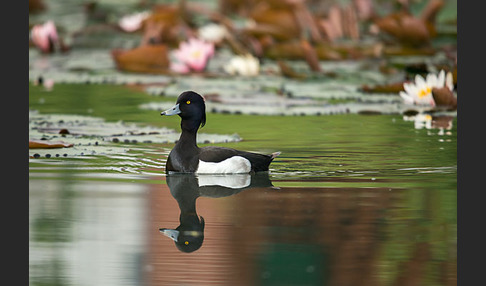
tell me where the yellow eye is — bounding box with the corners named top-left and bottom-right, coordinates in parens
top-left (184, 241), bottom-right (189, 245)
top-left (186, 100), bottom-right (191, 105)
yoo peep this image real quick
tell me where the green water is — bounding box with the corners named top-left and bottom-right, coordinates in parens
top-left (29, 83), bottom-right (456, 286)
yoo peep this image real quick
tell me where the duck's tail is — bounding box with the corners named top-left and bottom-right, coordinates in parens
top-left (270, 151), bottom-right (281, 159)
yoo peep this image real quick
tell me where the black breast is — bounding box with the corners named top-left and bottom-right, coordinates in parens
top-left (166, 144), bottom-right (200, 173)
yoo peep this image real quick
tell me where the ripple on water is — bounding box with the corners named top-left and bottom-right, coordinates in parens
top-left (29, 147), bottom-right (169, 181)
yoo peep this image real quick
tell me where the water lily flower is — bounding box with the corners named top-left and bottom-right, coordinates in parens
top-left (224, 54), bottom-right (260, 76)
top-left (198, 23), bottom-right (228, 44)
top-left (169, 61), bottom-right (190, 74)
top-left (170, 38), bottom-right (215, 73)
top-left (119, 11), bottom-right (150, 32)
top-left (404, 113), bottom-right (453, 131)
top-left (412, 113), bottom-right (433, 129)
top-left (30, 20), bottom-right (59, 53)
top-left (399, 70), bottom-right (454, 106)
top-left (43, 79), bottom-right (55, 91)
top-left (33, 76), bottom-right (54, 91)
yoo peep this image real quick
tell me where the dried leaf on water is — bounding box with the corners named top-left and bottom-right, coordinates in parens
top-left (111, 44), bottom-right (170, 74)
top-left (374, 0), bottom-right (444, 47)
top-left (432, 87), bottom-right (457, 110)
top-left (300, 40), bottom-right (322, 72)
top-left (29, 139), bottom-right (74, 149)
top-left (361, 81), bottom-right (406, 94)
top-left (277, 61), bottom-right (307, 80)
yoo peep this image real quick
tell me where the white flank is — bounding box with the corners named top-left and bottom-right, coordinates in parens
top-left (196, 156), bottom-right (251, 174)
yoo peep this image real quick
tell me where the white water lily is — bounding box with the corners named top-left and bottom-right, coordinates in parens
top-left (224, 54), bottom-right (260, 76)
top-left (198, 23), bottom-right (228, 44)
top-left (399, 70), bottom-right (454, 106)
top-left (413, 113), bottom-right (433, 129)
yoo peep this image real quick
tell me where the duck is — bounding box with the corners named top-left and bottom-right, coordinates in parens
top-left (161, 91), bottom-right (280, 174)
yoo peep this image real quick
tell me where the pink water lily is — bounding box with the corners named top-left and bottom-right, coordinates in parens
top-left (171, 38), bottom-right (215, 73)
top-left (31, 20), bottom-right (59, 53)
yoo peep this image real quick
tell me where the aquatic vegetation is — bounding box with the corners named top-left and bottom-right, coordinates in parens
top-left (111, 44), bottom-right (170, 74)
top-left (198, 23), bottom-right (228, 44)
top-left (224, 54), bottom-right (260, 76)
top-left (33, 76), bottom-right (54, 91)
top-left (30, 20), bottom-right (59, 53)
top-left (399, 70), bottom-right (454, 106)
top-left (29, 139), bottom-right (73, 149)
top-left (403, 113), bottom-right (454, 132)
top-left (28, 1), bottom-right (457, 285)
top-left (28, 0), bottom-right (457, 114)
top-left (373, 0), bottom-right (445, 47)
top-left (318, 4), bottom-right (360, 42)
top-left (28, 111), bottom-right (241, 158)
top-left (118, 11), bottom-right (150, 32)
top-left (170, 38), bottom-right (215, 73)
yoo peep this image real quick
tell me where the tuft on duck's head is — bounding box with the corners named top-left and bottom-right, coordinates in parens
top-left (161, 91), bottom-right (206, 130)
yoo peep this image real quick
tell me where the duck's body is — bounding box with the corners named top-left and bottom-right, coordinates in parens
top-left (161, 91), bottom-right (280, 174)
top-left (167, 145), bottom-right (280, 174)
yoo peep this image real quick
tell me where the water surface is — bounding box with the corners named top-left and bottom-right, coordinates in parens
top-left (29, 113), bottom-right (456, 286)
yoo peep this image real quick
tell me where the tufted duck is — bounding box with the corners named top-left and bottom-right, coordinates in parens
top-left (161, 91), bottom-right (280, 174)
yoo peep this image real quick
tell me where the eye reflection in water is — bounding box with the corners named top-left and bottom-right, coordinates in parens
top-left (160, 172), bottom-right (275, 252)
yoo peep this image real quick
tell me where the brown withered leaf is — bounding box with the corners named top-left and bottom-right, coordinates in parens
top-left (374, 0), bottom-right (444, 47)
top-left (111, 44), bottom-right (170, 74)
top-left (141, 20), bottom-right (166, 46)
top-left (263, 42), bottom-right (305, 59)
top-left (329, 42), bottom-right (383, 59)
top-left (318, 4), bottom-right (359, 42)
top-left (277, 60), bottom-right (307, 80)
top-left (432, 87), bottom-right (457, 110)
top-left (248, 5), bottom-right (300, 41)
top-left (292, 1), bottom-right (323, 42)
top-left (361, 81), bottom-right (405, 94)
top-left (420, 0), bottom-right (445, 27)
top-left (383, 45), bottom-right (436, 56)
top-left (29, 0), bottom-right (46, 14)
top-left (300, 40), bottom-right (322, 72)
top-left (141, 4), bottom-right (195, 46)
top-left (244, 24), bottom-right (291, 42)
top-left (353, 0), bottom-right (374, 21)
top-left (264, 42), bottom-right (341, 60)
top-left (452, 64), bottom-right (457, 87)
top-left (374, 12), bottom-right (430, 47)
top-left (342, 4), bottom-right (360, 40)
top-left (318, 6), bottom-right (343, 41)
top-left (431, 115), bottom-right (453, 129)
top-left (29, 140), bottom-right (74, 149)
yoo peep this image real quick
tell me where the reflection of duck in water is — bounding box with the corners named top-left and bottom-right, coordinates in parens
top-left (160, 173), bottom-right (274, 252)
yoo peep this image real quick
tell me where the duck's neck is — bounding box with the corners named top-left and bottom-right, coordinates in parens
top-left (177, 122), bottom-right (199, 149)
top-left (177, 194), bottom-right (198, 215)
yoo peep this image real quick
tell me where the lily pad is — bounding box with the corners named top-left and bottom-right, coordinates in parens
top-left (29, 110), bottom-right (241, 158)
top-left (29, 49), bottom-right (173, 85)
